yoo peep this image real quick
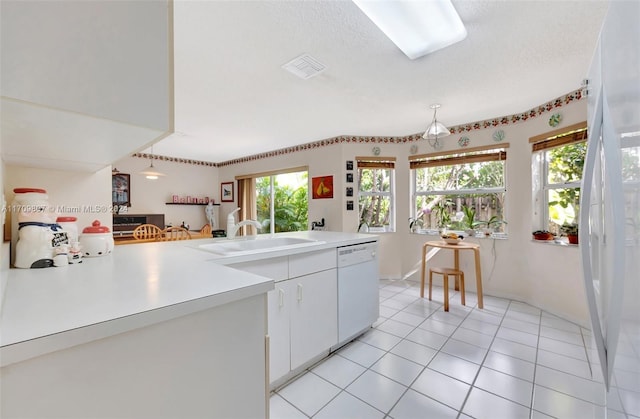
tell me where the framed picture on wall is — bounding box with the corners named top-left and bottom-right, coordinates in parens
top-left (112, 173), bottom-right (131, 207)
top-left (311, 176), bottom-right (334, 199)
top-left (221, 182), bottom-right (234, 202)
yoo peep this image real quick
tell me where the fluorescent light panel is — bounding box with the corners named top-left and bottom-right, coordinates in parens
top-left (353, 0), bottom-right (467, 59)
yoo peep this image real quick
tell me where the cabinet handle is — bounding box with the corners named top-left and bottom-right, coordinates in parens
top-left (297, 283), bottom-right (303, 302)
top-left (278, 288), bottom-right (285, 308)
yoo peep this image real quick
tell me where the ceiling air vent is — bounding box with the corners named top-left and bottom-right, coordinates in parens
top-left (282, 54), bottom-right (326, 80)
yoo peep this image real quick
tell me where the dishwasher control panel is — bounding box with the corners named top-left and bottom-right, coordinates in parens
top-left (337, 241), bottom-right (378, 267)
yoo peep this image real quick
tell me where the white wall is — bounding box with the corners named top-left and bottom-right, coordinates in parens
top-left (110, 156), bottom-right (219, 230)
top-left (218, 99), bottom-right (590, 326)
top-left (1, 96), bottom-right (591, 325)
top-left (218, 145), bottom-right (343, 233)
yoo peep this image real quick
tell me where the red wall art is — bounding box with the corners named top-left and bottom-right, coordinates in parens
top-left (312, 175), bottom-right (334, 199)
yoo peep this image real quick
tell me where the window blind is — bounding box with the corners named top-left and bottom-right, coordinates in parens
top-left (356, 156), bottom-right (396, 169)
top-left (529, 121), bottom-right (588, 152)
top-left (408, 144), bottom-right (508, 170)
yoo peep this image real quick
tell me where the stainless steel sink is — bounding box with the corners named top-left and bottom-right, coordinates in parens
top-left (199, 237), bottom-right (324, 256)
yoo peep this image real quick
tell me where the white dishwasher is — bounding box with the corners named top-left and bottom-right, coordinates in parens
top-left (336, 241), bottom-right (379, 345)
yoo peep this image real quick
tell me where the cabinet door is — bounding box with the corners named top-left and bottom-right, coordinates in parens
top-left (267, 283), bottom-right (291, 383)
top-left (289, 269), bottom-right (337, 370)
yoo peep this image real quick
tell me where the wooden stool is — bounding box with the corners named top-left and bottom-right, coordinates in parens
top-left (429, 267), bottom-right (465, 312)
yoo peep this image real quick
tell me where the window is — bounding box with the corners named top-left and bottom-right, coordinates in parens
top-left (236, 167), bottom-right (308, 235)
top-left (531, 122), bottom-right (587, 235)
top-left (410, 145), bottom-right (508, 232)
top-left (357, 157), bottom-right (396, 232)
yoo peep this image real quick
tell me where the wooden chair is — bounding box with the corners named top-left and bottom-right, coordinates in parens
top-left (199, 223), bottom-right (212, 238)
top-left (132, 224), bottom-right (163, 241)
top-left (428, 267), bottom-right (465, 312)
top-left (162, 226), bottom-right (192, 241)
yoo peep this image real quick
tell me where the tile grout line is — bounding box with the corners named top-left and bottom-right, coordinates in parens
top-left (274, 281), bottom-right (603, 418)
top-left (580, 327), bottom-right (596, 380)
top-left (455, 299), bottom-right (512, 419)
top-left (304, 281), bottom-right (417, 418)
top-left (374, 284), bottom-right (589, 416)
top-left (362, 284), bottom-right (468, 415)
top-left (382, 286), bottom-right (485, 417)
top-left (528, 306), bottom-right (544, 419)
top-left (380, 294), bottom-right (464, 416)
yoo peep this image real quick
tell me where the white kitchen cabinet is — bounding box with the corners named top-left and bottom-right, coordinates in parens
top-left (229, 248), bottom-right (338, 387)
top-left (289, 269), bottom-right (337, 370)
top-left (1, 294), bottom-right (268, 419)
top-left (267, 269), bottom-right (337, 381)
top-left (267, 281), bottom-right (291, 381)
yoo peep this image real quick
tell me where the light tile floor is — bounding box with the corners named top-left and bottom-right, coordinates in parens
top-left (270, 279), bottom-right (636, 418)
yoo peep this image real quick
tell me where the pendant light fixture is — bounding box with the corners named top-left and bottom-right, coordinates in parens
top-left (139, 146), bottom-right (165, 180)
top-left (423, 104), bottom-right (451, 149)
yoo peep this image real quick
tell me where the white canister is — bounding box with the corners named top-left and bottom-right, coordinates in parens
top-left (79, 220), bottom-right (114, 257)
top-left (11, 188), bottom-right (49, 264)
top-left (56, 216), bottom-right (79, 244)
top-left (11, 188), bottom-right (61, 268)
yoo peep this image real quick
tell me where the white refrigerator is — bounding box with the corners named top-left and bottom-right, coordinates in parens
top-left (580, 0), bottom-right (640, 415)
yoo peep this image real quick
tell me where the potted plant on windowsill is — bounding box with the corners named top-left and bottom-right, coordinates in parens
top-left (434, 202), bottom-right (452, 234)
top-left (532, 230), bottom-right (555, 241)
top-left (482, 216), bottom-right (507, 236)
top-left (408, 217), bottom-right (423, 233)
top-left (560, 223), bottom-right (579, 244)
top-left (461, 205), bottom-right (482, 237)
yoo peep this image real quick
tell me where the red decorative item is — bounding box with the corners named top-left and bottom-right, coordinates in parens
top-left (312, 176), bottom-right (333, 199)
top-left (532, 231), bottom-right (554, 241)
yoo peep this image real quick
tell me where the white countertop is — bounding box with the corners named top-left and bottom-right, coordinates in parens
top-left (0, 231), bottom-right (375, 366)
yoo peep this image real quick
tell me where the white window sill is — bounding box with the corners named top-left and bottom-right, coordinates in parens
top-left (531, 238), bottom-right (578, 246)
top-left (411, 229), bottom-right (508, 240)
top-left (361, 227), bottom-right (395, 233)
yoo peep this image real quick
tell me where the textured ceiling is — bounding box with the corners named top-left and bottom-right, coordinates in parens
top-left (152, 0), bottom-right (609, 164)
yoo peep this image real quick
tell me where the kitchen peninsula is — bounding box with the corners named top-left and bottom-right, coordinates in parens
top-left (0, 231), bottom-right (376, 419)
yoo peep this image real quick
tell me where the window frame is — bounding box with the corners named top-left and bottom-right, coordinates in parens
top-left (409, 144), bottom-right (509, 233)
top-left (530, 122), bottom-right (587, 234)
top-left (356, 156), bottom-right (396, 233)
top-left (236, 166), bottom-right (309, 235)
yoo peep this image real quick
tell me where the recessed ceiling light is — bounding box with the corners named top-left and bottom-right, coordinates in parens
top-left (353, 0), bottom-right (467, 59)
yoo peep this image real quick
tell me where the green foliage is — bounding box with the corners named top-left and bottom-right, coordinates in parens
top-left (462, 205), bottom-right (482, 230)
top-left (547, 143), bottom-right (586, 227)
top-left (359, 168), bottom-right (391, 227)
top-left (414, 157), bottom-right (506, 230)
top-left (433, 200), bottom-right (453, 228)
top-left (408, 217), bottom-right (423, 230)
top-left (484, 215), bottom-right (507, 229)
top-left (256, 174), bottom-right (308, 233)
top-left (560, 223), bottom-right (578, 235)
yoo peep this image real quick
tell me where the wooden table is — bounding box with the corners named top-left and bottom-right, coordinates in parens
top-left (420, 240), bottom-right (484, 309)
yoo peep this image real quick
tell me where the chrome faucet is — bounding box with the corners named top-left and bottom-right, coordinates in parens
top-left (226, 208), bottom-right (262, 239)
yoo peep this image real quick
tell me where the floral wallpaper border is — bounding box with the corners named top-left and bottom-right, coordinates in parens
top-left (135, 89), bottom-right (584, 168)
top-left (132, 153), bottom-right (217, 167)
